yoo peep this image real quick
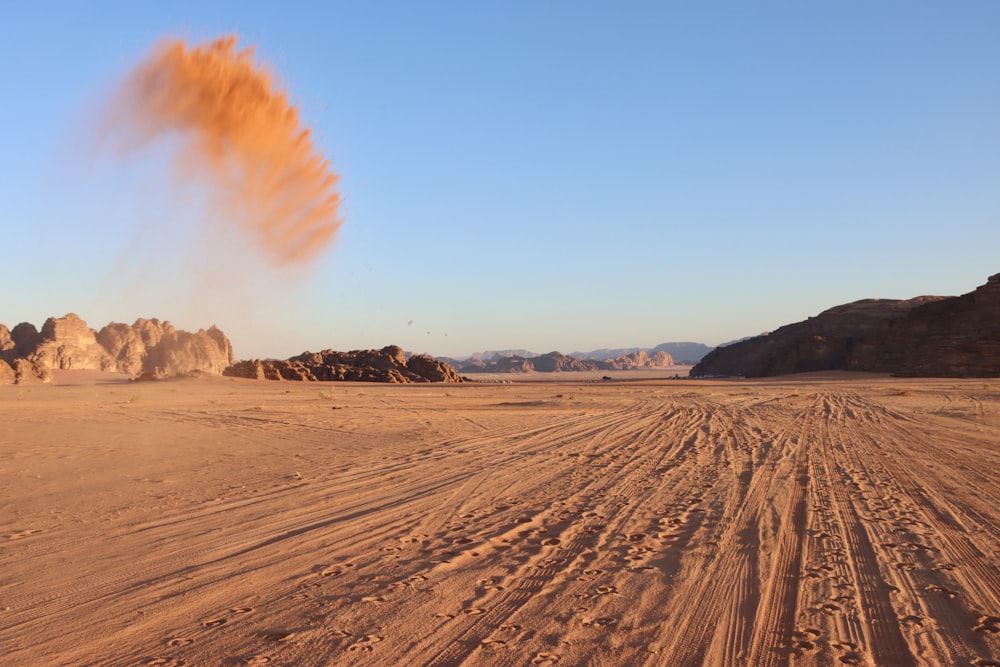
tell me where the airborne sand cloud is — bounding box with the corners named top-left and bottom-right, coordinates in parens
top-left (106, 35), bottom-right (341, 267)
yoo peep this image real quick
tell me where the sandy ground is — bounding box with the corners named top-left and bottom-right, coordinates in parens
top-left (2, 372), bottom-right (999, 666)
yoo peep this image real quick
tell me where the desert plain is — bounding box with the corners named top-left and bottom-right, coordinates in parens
top-left (2, 371), bottom-right (999, 666)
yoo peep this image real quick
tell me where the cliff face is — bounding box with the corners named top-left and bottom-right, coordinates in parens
top-left (223, 345), bottom-right (463, 383)
top-left (691, 274), bottom-right (1000, 378)
top-left (0, 314), bottom-right (234, 383)
top-left (849, 273), bottom-right (1000, 377)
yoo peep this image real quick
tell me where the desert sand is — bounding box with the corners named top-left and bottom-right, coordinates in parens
top-left (2, 372), bottom-right (999, 666)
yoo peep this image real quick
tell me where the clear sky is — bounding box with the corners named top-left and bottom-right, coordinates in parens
top-left (1, 2), bottom-right (998, 359)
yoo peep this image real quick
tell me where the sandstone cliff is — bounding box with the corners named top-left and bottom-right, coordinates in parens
top-left (691, 273), bottom-right (1000, 378)
top-left (0, 314), bottom-right (234, 383)
top-left (223, 345), bottom-right (463, 383)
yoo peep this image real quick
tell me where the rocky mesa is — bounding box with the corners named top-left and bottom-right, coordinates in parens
top-left (691, 273), bottom-right (1000, 378)
top-left (0, 314), bottom-right (234, 384)
top-left (223, 345), bottom-right (463, 383)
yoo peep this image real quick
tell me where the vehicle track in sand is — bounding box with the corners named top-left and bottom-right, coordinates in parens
top-left (1, 376), bottom-right (998, 666)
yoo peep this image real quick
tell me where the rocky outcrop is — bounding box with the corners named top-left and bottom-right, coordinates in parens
top-left (12, 358), bottom-right (53, 384)
top-left (223, 345), bottom-right (463, 383)
top-left (0, 357), bottom-right (52, 385)
top-left (0, 314), bottom-right (234, 383)
top-left (691, 273), bottom-right (1000, 378)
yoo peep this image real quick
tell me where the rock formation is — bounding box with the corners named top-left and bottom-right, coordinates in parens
top-left (0, 359), bottom-right (15, 385)
top-left (848, 273), bottom-right (1000, 376)
top-left (691, 273), bottom-right (1000, 378)
top-left (223, 345), bottom-right (463, 383)
top-left (606, 350), bottom-right (675, 369)
top-left (31, 314), bottom-right (110, 371)
top-left (0, 314), bottom-right (234, 384)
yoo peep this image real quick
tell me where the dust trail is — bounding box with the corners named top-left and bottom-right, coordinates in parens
top-left (105, 35), bottom-right (341, 267)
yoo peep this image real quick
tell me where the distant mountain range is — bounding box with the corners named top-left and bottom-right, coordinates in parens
top-left (438, 342), bottom-right (714, 374)
top-left (571, 342), bottom-right (714, 365)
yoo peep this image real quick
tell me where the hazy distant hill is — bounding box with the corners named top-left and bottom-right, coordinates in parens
top-left (452, 349), bottom-right (678, 374)
top-left (572, 343), bottom-right (714, 365)
top-left (467, 349), bottom-right (538, 362)
top-left (457, 342), bottom-right (715, 366)
top-left (648, 342), bottom-right (714, 364)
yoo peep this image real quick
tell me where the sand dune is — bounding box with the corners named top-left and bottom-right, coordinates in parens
top-left (2, 373), bottom-right (999, 665)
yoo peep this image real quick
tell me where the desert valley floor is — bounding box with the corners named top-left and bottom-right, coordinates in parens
top-left (2, 372), bottom-right (999, 666)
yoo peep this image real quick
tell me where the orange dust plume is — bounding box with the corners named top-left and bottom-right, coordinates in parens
top-left (111, 35), bottom-right (341, 267)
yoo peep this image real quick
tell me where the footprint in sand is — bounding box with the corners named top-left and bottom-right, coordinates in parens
top-left (900, 615), bottom-right (924, 627)
top-left (347, 635), bottom-right (384, 652)
top-left (244, 656), bottom-right (271, 665)
top-left (146, 659), bottom-right (186, 666)
top-left (166, 637), bottom-right (194, 647)
top-left (229, 607), bottom-right (254, 615)
top-left (582, 616), bottom-right (617, 628)
top-left (974, 615), bottom-right (1000, 633)
top-left (481, 638), bottom-right (506, 648)
top-left (477, 577), bottom-right (505, 591)
top-left (531, 652), bottom-right (561, 664)
top-left (462, 607), bottom-right (486, 615)
top-left (925, 584), bottom-right (958, 599)
top-left (838, 651), bottom-right (863, 665)
top-left (792, 627), bottom-right (822, 653)
top-left (202, 618), bottom-right (227, 628)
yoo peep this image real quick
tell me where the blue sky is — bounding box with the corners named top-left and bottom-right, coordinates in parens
top-left (1, 2), bottom-right (998, 359)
